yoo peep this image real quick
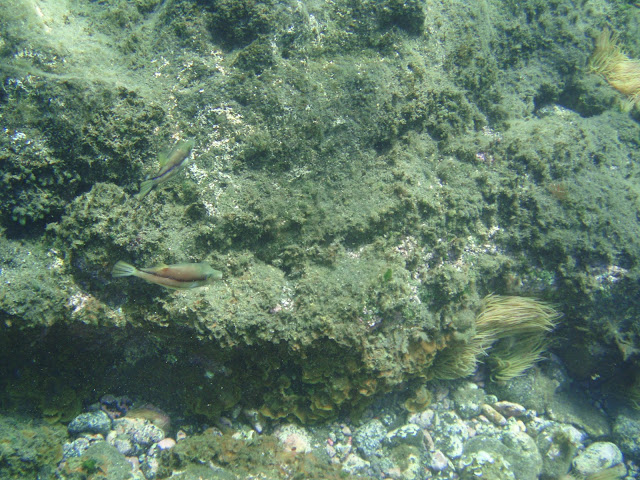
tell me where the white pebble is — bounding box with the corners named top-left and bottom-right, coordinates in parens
top-left (157, 437), bottom-right (176, 450)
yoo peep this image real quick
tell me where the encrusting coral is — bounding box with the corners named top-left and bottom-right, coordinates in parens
top-left (589, 28), bottom-right (640, 111)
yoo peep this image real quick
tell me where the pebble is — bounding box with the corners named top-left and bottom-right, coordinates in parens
top-left (572, 441), bottom-right (623, 476)
top-left (110, 417), bottom-right (165, 455)
top-left (430, 412), bottom-right (468, 458)
top-left (274, 424), bottom-right (312, 453)
top-left (111, 435), bottom-right (135, 456)
top-left (613, 412), bottom-right (640, 459)
top-left (243, 409), bottom-right (263, 433)
top-left (385, 424), bottom-right (425, 449)
top-left (62, 437), bottom-right (91, 459)
top-left (434, 386), bottom-right (449, 402)
top-left (68, 410), bottom-right (112, 436)
top-left (493, 401), bottom-right (526, 417)
top-left (481, 404), bottom-right (507, 426)
top-left (157, 437), bottom-right (176, 450)
top-left (53, 376), bottom-right (629, 480)
top-left (354, 419), bottom-right (387, 458)
top-left (342, 453), bottom-right (370, 474)
top-left (141, 456), bottom-right (161, 480)
top-left (407, 408), bottom-right (435, 429)
top-left (326, 444), bottom-right (337, 458)
top-left (427, 449), bottom-right (450, 471)
top-left (335, 442), bottom-right (352, 460)
top-left (459, 449), bottom-right (516, 480)
top-left (423, 430), bottom-right (435, 451)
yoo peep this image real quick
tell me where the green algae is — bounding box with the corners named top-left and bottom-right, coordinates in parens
top-left (0, 414), bottom-right (66, 479)
top-left (159, 431), bottom-right (359, 479)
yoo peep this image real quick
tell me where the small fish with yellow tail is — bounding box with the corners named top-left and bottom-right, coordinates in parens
top-left (112, 261), bottom-right (223, 289)
top-left (137, 138), bottom-right (195, 198)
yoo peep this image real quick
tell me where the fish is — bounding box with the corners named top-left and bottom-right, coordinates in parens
top-left (136, 138), bottom-right (195, 198)
top-left (125, 404), bottom-right (171, 432)
top-left (112, 260), bottom-right (223, 289)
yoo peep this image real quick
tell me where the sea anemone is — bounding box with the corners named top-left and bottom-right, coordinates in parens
top-left (589, 28), bottom-right (640, 111)
top-left (475, 294), bottom-right (559, 340)
top-left (474, 295), bottom-right (560, 382)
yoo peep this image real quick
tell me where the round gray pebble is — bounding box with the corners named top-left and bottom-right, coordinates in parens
top-left (572, 441), bottom-right (623, 476)
top-left (68, 410), bottom-right (112, 436)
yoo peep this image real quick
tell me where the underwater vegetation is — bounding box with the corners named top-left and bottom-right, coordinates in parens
top-left (589, 28), bottom-right (640, 111)
top-left (432, 295), bottom-right (560, 383)
top-left (475, 295), bottom-right (559, 382)
top-left (158, 429), bottom-right (349, 479)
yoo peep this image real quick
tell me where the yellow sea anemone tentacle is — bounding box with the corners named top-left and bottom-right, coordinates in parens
top-left (487, 333), bottom-right (550, 382)
top-left (472, 295), bottom-right (561, 382)
top-left (430, 338), bottom-right (486, 380)
top-left (589, 28), bottom-right (640, 111)
top-left (475, 294), bottom-right (560, 340)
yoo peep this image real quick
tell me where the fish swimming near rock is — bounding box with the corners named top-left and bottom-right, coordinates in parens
top-left (136, 138), bottom-right (195, 198)
top-left (125, 404), bottom-right (171, 432)
top-left (112, 261), bottom-right (222, 289)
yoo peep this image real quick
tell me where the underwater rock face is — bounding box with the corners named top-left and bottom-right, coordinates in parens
top-left (1, 2), bottom-right (640, 479)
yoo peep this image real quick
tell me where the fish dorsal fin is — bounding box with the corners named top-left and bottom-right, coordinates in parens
top-left (143, 263), bottom-right (169, 274)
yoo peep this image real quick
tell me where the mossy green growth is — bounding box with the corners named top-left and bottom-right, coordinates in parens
top-left (0, 415), bottom-right (66, 479)
top-left (375, 0), bottom-right (426, 35)
top-left (81, 458), bottom-right (100, 474)
top-left (205, 0), bottom-right (279, 48)
top-left (158, 431), bottom-right (350, 479)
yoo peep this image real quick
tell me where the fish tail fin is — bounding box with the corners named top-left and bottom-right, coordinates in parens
top-left (136, 179), bottom-right (154, 199)
top-left (112, 261), bottom-right (138, 278)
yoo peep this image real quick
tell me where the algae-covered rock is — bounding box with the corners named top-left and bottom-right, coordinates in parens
top-left (58, 441), bottom-right (134, 480)
top-left (458, 450), bottom-right (516, 480)
top-left (68, 410), bottom-right (112, 437)
top-left (354, 419), bottom-right (387, 459)
top-left (158, 431), bottom-right (345, 479)
top-left (2, 0), bottom-right (640, 446)
top-left (430, 411), bottom-right (469, 459)
top-left (535, 423), bottom-right (585, 479)
top-left (0, 414), bottom-right (66, 479)
top-left (572, 441), bottom-right (624, 477)
top-left (612, 410), bottom-right (640, 461)
top-left (460, 431), bottom-right (542, 480)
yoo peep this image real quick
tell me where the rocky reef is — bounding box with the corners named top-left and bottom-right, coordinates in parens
top-left (1, 0), bottom-right (640, 478)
